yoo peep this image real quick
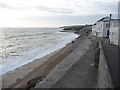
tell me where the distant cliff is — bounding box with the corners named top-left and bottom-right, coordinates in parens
top-left (60, 25), bottom-right (92, 34)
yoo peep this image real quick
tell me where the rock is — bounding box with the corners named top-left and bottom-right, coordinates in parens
top-left (27, 77), bottom-right (44, 89)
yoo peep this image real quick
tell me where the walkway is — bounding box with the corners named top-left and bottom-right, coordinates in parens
top-left (52, 48), bottom-right (97, 88)
top-left (102, 41), bottom-right (119, 88)
top-left (35, 37), bottom-right (97, 88)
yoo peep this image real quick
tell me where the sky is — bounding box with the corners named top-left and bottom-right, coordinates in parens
top-left (0, 0), bottom-right (119, 27)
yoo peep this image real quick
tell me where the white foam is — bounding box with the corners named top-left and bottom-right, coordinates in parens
top-left (0, 28), bottom-right (79, 75)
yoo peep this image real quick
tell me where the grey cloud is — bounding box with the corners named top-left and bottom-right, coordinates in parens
top-left (20, 13), bottom-right (118, 27)
top-left (94, 2), bottom-right (118, 13)
top-left (0, 3), bottom-right (12, 8)
top-left (0, 3), bottom-right (23, 10)
top-left (0, 2), bottom-right (73, 14)
top-left (34, 6), bottom-right (73, 14)
top-left (24, 14), bottom-right (112, 25)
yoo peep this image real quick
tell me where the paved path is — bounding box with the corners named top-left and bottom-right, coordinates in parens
top-left (52, 48), bottom-right (97, 88)
top-left (102, 42), bottom-right (119, 88)
top-left (35, 37), bottom-right (97, 88)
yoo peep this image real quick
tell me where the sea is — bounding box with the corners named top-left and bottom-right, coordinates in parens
top-left (0, 28), bottom-right (78, 75)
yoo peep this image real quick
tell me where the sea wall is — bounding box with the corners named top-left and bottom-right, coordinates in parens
top-left (97, 41), bottom-right (113, 88)
top-left (35, 37), bottom-right (92, 88)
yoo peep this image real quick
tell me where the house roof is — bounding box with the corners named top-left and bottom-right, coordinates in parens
top-left (92, 16), bottom-right (115, 26)
top-left (111, 19), bottom-right (120, 21)
top-left (97, 16), bottom-right (110, 22)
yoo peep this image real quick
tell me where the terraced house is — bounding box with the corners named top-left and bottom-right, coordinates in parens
top-left (92, 16), bottom-right (111, 37)
top-left (92, 15), bottom-right (120, 46)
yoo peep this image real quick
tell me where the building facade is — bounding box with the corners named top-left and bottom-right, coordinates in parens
top-left (92, 16), bottom-right (110, 37)
top-left (92, 15), bottom-right (120, 46)
top-left (109, 19), bottom-right (120, 46)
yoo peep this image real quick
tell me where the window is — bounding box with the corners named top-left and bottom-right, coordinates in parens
top-left (113, 22), bottom-right (118, 27)
top-left (106, 23), bottom-right (110, 28)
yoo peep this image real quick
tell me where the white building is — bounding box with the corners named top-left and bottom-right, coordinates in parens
top-left (92, 16), bottom-right (110, 37)
top-left (109, 19), bottom-right (120, 46)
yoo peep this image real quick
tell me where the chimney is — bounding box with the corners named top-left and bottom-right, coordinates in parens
top-left (110, 14), bottom-right (112, 21)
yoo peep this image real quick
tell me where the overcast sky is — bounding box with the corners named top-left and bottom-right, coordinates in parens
top-left (0, 0), bottom-right (119, 27)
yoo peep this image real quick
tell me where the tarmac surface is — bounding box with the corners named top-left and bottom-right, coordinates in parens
top-left (102, 41), bottom-right (119, 88)
top-left (35, 37), bottom-right (98, 88)
top-left (52, 48), bottom-right (97, 88)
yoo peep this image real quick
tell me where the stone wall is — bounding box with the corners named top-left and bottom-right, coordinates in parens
top-left (97, 41), bottom-right (113, 88)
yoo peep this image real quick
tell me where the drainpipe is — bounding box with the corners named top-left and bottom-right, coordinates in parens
top-left (110, 14), bottom-right (112, 21)
top-left (118, 2), bottom-right (120, 46)
top-left (109, 14), bottom-right (112, 38)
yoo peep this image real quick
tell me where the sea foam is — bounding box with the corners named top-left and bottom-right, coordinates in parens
top-left (0, 28), bottom-right (78, 75)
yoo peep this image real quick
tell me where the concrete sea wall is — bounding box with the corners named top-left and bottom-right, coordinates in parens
top-left (97, 41), bottom-right (113, 88)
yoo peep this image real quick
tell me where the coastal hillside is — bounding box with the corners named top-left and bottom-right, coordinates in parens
top-left (60, 25), bottom-right (92, 34)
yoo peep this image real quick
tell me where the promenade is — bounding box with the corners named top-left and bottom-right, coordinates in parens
top-left (52, 48), bottom-right (97, 88)
top-left (35, 35), bottom-right (98, 88)
top-left (103, 41), bottom-right (119, 88)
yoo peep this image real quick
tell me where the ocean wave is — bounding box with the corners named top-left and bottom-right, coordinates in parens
top-left (0, 28), bottom-right (78, 75)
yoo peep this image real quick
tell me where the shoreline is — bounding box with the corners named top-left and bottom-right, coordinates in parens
top-left (2, 34), bottom-right (80, 88)
top-left (1, 28), bottom-right (78, 76)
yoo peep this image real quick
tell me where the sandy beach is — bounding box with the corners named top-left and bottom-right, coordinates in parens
top-left (2, 34), bottom-right (80, 88)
